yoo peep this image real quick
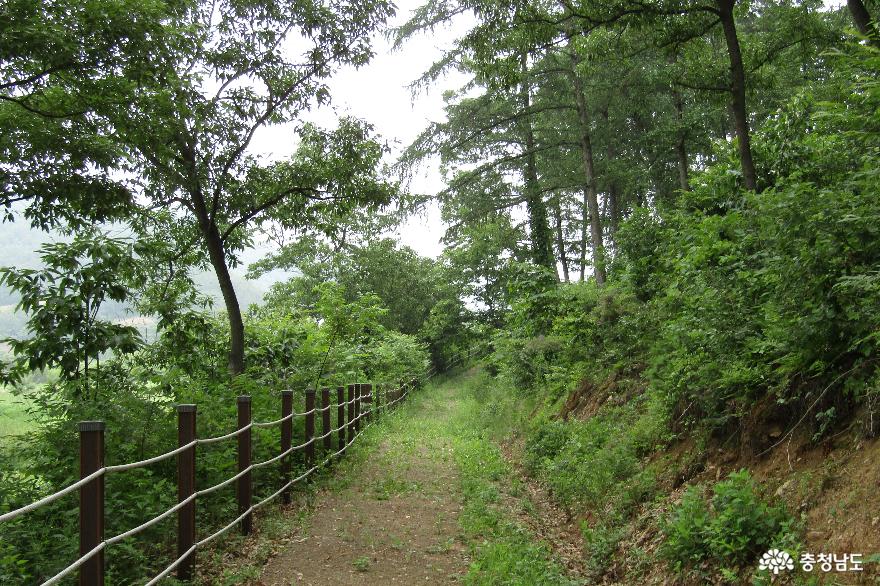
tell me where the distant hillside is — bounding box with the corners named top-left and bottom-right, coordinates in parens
top-left (0, 220), bottom-right (286, 339)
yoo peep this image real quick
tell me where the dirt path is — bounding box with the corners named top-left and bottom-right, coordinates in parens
top-left (259, 383), bottom-right (471, 585)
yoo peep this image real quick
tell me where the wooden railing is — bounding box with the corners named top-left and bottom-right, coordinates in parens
top-left (1, 380), bottom-right (413, 585)
top-left (0, 344), bottom-right (489, 585)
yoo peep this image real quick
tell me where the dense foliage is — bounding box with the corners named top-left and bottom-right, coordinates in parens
top-left (0, 281), bottom-right (428, 582)
top-left (445, 37), bottom-right (879, 582)
top-left (661, 470), bottom-right (799, 573)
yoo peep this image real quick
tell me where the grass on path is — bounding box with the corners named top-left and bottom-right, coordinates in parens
top-left (225, 366), bottom-right (579, 585)
top-left (440, 367), bottom-right (580, 586)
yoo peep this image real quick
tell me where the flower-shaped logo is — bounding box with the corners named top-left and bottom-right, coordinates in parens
top-left (759, 549), bottom-right (794, 574)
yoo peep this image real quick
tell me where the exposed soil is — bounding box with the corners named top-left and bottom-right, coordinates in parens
top-left (557, 373), bottom-right (618, 421)
top-left (257, 420), bottom-right (470, 585)
top-left (541, 373), bottom-right (880, 585)
top-left (751, 429), bottom-right (880, 579)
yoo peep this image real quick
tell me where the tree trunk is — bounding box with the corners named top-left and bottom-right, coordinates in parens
top-left (717, 0), bottom-right (757, 191)
top-left (601, 107), bottom-right (620, 242)
top-left (848, 0), bottom-right (879, 46)
top-left (579, 185), bottom-right (588, 282)
top-left (571, 61), bottom-right (606, 285)
top-left (192, 194), bottom-right (245, 376)
top-left (553, 198), bottom-right (570, 282)
top-left (608, 185), bottom-right (619, 243)
top-left (673, 89), bottom-right (691, 192)
top-left (207, 225), bottom-right (245, 376)
top-left (675, 137), bottom-right (691, 192)
top-left (519, 52), bottom-right (556, 271)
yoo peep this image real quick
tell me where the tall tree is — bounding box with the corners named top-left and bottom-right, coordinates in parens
top-left (568, 51), bottom-right (606, 283)
top-left (716, 0), bottom-right (757, 190)
top-left (847, 0), bottom-right (879, 45)
top-left (0, 0), bottom-right (183, 228)
top-left (4, 0), bottom-right (398, 375)
top-left (519, 51), bottom-right (556, 271)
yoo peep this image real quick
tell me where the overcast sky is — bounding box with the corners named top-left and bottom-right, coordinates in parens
top-left (248, 0), bottom-right (475, 260)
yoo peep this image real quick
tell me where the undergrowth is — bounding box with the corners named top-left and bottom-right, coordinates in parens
top-left (661, 470), bottom-right (803, 579)
top-left (446, 368), bottom-right (581, 585)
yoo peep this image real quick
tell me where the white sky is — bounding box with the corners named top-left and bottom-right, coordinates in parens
top-left (249, 0), bottom-right (475, 260)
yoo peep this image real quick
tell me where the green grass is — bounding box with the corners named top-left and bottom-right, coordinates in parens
top-left (197, 366), bottom-right (580, 585)
top-left (436, 368), bottom-right (581, 586)
top-left (0, 386), bottom-right (34, 438)
top-left (352, 555), bottom-right (370, 572)
top-left (342, 365), bottom-right (578, 584)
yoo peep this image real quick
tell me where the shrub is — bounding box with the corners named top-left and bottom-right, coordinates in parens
top-left (523, 420), bottom-right (570, 473)
top-left (661, 470), bottom-right (799, 572)
top-left (0, 282), bottom-right (430, 584)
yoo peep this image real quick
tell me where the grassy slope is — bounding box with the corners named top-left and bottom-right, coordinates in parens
top-left (438, 367), bottom-right (578, 585)
top-left (479, 365), bottom-right (880, 584)
top-left (0, 386), bottom-right (33, 438)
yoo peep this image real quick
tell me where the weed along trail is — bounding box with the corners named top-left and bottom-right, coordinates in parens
top-left (257, 368), bottom-right (578, 586)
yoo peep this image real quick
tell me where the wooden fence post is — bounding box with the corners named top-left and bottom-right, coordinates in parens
top-left (78, 421), bottom-right (104, 586)
top-left (336, 386), bottom-right (345, 452)
top-left (374, 383), bottom-right (381, 419)
top-left (176, 405), bottom-right (197, 581)
top-left (281, 390), bottom-right (293, 505)
top-left (305, 389), bottom-right (315, 471)
top-left (346, 384), bottom-right (355, 446)
top-left (237, 396), bottom-right (252, 535)
top-left (363, 383), bottom-right (372, 423)
top-left (353, 383), bottom-right (361, 435)
top-left (321, 387), bottom-right (332, 453)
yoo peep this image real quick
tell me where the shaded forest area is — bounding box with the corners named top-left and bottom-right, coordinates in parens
top-left (1, 0), bottom-right (879, 583)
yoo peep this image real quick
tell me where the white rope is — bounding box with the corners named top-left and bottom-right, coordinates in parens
top-left (289, 436), bottom-right (314, 452)
top-left (313, 428), bottom-right (333, 442)
top-left (197, 466), bottom-right (252, 498)
top-left (143, 543), bottom-right (197, 586)
top-left (251, 446), bottom-right (294, 470)
top-left (137, 385), bottom-right (397, 586)
top-left (40, 542), bottom-right (105, 586)
top-left (106, 494), bottom-right (197, 545)
top-left (142, 411), bottom-right (380, 586)
top-left (14, 374), bottom-right (437, 586)
top-left (105, 441), bottom-right (197, 473)
top-left (385, 389), bottom-right (409, 409)
top-left (0, 468), bottom-right (105, 523)
top-left (252, 406), bottom-right (320, 428)
top-left (252, 413), bottom-right (294, 428)
top-left (196, 507), bottom-right (252, 549)
top-left (197, 423), bottom-right (253, 446)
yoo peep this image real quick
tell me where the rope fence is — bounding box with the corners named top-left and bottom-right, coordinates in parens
top-left (0, 344), bottom-right (489, 585)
